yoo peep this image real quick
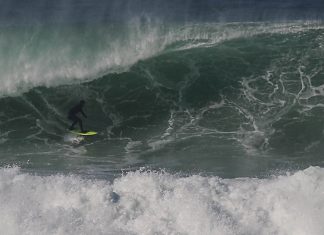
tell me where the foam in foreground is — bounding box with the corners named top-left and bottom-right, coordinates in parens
top-left (0, 167), bottom-right (323, 235)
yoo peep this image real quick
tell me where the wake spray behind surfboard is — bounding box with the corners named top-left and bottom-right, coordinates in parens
top-left (64, 133), bottom-right (85, 145)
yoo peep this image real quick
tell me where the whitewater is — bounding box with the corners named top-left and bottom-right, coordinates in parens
top-left (1, 167), bottom-right (324, 235)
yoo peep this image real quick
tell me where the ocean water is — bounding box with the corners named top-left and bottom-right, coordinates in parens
top-left (1, 0), bottom-right (324, 234)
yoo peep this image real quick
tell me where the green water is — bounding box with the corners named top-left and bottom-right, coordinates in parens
top-left (0, 23), bottom-right (324, 178)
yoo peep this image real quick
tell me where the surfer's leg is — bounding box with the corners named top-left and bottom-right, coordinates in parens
top-left (69, 121), bottom-right (77, 130)
top-left (78, 118), bottom-right (85, 132)
top-left (69, 115), bottom-right (78, 130)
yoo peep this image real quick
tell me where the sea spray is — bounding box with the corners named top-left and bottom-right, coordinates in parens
top-left (0, 22), bottom-right (321, 97)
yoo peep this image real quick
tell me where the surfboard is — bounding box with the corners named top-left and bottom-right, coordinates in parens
top-left (70, 130), bottom-right (97, 136)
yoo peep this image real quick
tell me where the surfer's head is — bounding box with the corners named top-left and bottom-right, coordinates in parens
top-left (80, 100), bottom-right (85, 106)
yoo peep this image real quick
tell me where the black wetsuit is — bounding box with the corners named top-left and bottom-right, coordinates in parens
top-left (68, 103), bottom-right (87, 132)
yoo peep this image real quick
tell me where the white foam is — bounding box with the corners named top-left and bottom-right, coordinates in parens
top-left (0, 166), bottom-right (324, 235)
top-left (63, 133), bottom-right (85, 145)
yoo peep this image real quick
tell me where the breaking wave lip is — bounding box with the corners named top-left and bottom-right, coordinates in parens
top-left (1, 166), bottom-right (324, 235)
top-left (0, 21), bottom-right (323, 97)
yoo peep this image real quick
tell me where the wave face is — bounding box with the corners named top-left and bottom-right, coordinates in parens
top-left (1, 22), bottom-right (324, 177)
top-left (1, 2), bottom-right (324, 234)
top-left (1, 166), bottom-right (324, 235)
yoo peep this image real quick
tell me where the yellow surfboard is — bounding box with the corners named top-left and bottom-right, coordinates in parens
top-left (70, 130), bottom-right (97, 136)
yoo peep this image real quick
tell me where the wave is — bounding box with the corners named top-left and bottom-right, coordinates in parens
top-left (0, 22), bottom-right (322, 97)
top-left (1, 22), bottom-right (324, 176)
top-left (0, 166), bottom-right (323, 235)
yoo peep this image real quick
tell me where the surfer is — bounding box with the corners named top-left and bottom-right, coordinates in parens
top-left (68, 100), bottom-right (87, 133)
